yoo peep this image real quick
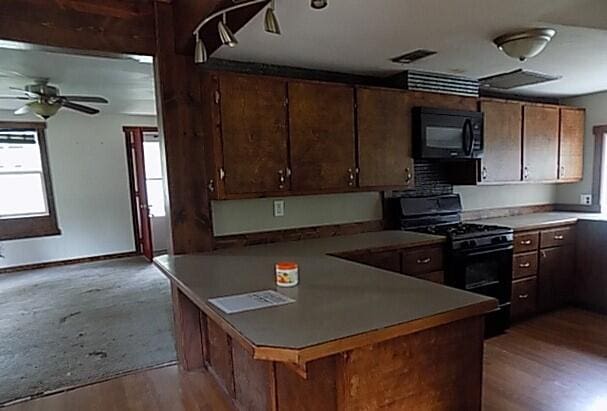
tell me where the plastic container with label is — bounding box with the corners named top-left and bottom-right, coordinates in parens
top-left (275, 262), bottom-right (299, 287)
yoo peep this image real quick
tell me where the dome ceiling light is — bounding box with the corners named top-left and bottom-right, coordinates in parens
top-left (493, 28), bottom-right (556, 62)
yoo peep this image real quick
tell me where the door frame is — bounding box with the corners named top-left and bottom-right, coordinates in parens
top-left (124, 126), bottom-right (158, 261)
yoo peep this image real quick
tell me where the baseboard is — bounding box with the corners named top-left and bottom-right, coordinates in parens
top-left (0, 251), bottom-right (139, 275)
top-left (461, 204), bottom-right (555, 221)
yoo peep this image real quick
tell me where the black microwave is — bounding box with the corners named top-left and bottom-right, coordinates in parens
top-left (413, 107), bottom-right (484, 159)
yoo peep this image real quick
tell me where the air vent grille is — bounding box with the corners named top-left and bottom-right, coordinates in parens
top-left (390, 70), bottom-right (479, 97)
top-left (479, 69), bottom-right (561, 90)
top-left (391, 49), bottom-right (437, 64)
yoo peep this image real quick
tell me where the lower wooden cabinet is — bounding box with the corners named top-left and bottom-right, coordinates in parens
top-left (349, 250), bottom-right (401, 273)
top-left (511, 277), bottom-right (537, 320)
top-left (538, 245), bottom-right (575, 311)
top-left (401, 246), bottom-right (443, 275)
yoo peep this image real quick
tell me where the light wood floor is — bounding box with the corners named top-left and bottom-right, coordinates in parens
top-left (5, 308), bottom-right (607, 411)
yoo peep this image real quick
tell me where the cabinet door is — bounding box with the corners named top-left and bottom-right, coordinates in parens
top-left (288, 81), bottom-right (356, 191)
top-left (479, 100), bottom-right (522, 183)
top-left (356, 87), bottom-right (413, 189)
top-left (220, 74), bottom-right (289, 195)
top-left (523, 105), bottom-right (559, 182)
top-left (559, 108), bottom-right (585, 181)
top-left (538, 245), bottom-right (574, 311)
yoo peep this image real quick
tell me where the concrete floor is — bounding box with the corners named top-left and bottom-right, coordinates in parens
top-left (0, 256), bottom-right (176, 406)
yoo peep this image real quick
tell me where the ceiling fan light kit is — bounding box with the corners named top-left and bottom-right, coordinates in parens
top-left (493, 28), bottom-right (556, 61)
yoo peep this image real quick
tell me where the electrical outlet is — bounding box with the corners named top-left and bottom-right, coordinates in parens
top-left (580, 194), bottom-right (592, 205)
top-left (273, 200), bottom-right (285, 217)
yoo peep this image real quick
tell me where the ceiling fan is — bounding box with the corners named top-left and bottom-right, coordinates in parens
top-left (0, 78), bottom-right (109, 120)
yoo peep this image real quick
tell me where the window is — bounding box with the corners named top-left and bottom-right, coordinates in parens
top-left (143, 138), bottom-right (166, 217)
top-left (0, 122), bottom-right (60, 240)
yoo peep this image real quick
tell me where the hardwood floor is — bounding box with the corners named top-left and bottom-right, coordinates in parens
top-left (5, 308), bottom-right (607, 411)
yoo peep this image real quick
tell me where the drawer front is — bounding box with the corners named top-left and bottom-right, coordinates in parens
top-left (511, 277), bottom-right (537, 320)
top-left (349, 251), bottom-right (401, 273)
top-left (540, 226), bottom-right (575, 249)
top-left (401, 246), bottom-right (443, 275)
top-left (414, 270), bottom-right (444, 284)
top-left (513, 252), bottom-right (538, 279)
top-left (514, 231), bottom-right (539, 253)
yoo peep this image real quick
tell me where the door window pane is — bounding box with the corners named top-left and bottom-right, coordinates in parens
top-left (146, 179), bottom-right (165, 217)
top-left (143, 141), bottom-right (163, 179)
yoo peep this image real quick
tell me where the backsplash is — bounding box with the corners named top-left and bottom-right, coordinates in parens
top-left (390, 160), bottom-right (453, 198)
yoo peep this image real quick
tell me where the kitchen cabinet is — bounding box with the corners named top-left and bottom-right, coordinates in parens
top-left (511, 277), bottom-right (537, 319)
top-left (218, 74), bottom-right (289, 195)
top-left (356, 87), bottom-right (414, 189)
top-left (349, 250), bottom-right (401, 272)
top-left (479, 99), bottom-right (522, 183)
top-left (522, 104), bottom-right (560, 182)
top-left (538, 245), bottom-right (575, 311)
top-left (288, 81), bottom-right (356, 192)
top-left (559, 107), bottom-right (585, 181)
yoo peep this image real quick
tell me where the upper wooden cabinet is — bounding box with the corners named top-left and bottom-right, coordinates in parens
top-left (522, 104), bottom-right (560, 182)
top-left (559, 107), bottom-right (585, 182)
top-left (288, 81), bottom-right (356, 192)
top-left (356, 87), bottom-right (413, 189)
top-left (218, 74), bottom-right (289, 195)
top-left (479, 100), bottom-right (522, 183)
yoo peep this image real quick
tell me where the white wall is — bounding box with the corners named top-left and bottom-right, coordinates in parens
top-left (556, 91), bottom-right (607, 204)
top-left (0, 110), bottom-right (156, 268)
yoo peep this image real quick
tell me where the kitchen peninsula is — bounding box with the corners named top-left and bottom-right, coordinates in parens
top-left (155, 231), bottom-right (497, 410)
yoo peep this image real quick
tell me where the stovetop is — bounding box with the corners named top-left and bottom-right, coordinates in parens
top-left (414, 222), bottom-right (512, 239)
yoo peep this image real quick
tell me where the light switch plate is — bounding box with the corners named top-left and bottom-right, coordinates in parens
top-left (273, 200), bottom-right (285, 217)
top-left (580, 194), bottom-right (592, 205)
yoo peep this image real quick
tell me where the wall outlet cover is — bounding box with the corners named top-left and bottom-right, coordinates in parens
top-left (580, 194), bottom-right (592, 205)
top-left (273, 200), bottom-right (285, 217)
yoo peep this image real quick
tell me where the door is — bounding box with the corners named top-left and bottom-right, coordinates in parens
top-left (523, 104), bottom-right (559, 182)
top-left (219, 74), bottom-right (289, 195)
top-left (480, 100), bottom-right (522, 183)
top-left (356, 87), bottom-right (414, 189)
top-left (124, 127), bottom-right (155, 261)
top-left (559, 107), bottom-right (585, 181)
top-left (288, 81), bottom-right (356, 191)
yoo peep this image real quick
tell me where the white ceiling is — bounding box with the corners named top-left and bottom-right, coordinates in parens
top-left (0, 45), bottom-right (156, 116)
top-left (214, 0), bottom-right (607, 98)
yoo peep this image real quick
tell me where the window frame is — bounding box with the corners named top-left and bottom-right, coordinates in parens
top-left (0, 121), bottom-right (61, 240)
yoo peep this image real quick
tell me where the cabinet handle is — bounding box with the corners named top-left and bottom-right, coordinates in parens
top-left (405, 168), bottom-right (412, 184)
top-left (482, 166), bottom-right (488, 180)
top-left (519, 262), bottom-right (531, 268)
top-left (523, 166), bottom-right (529, 180)
top-left (520, 239), bottom-right (532, 245)
top-left (207, 179), bottom-right (215, 193)
top-left (278, 170), bottom-right (286, 189)
top-left (219, 168), bottom-right (226, 180)
top-left (560, 165), bottom-right (565, 177)
top-left (347, 168), bottom-right (356, 187)
top-left (416, 257), bottom-right (432, 264)
top-left (554, 234), bottom-right (564, 240)
top-left (518, 293), bottom-right (529, 300)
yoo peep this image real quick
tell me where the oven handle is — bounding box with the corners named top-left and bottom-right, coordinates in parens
top-left (454, 245), bottom-right (513, 258)
top-left (463, 118), bottom-right (474, 157)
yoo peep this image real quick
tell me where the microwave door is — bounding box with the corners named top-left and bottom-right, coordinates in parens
top-left (421, 114), bottom-right (467, 158)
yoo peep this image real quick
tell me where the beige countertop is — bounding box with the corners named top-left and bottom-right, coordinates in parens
top-left (471, 211), bottom-right (607, 231)
top-left (154, 230), bottom-right (496, 359)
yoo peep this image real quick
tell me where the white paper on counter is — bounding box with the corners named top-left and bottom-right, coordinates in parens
top-left (208, 290), bottom-right (295, 314)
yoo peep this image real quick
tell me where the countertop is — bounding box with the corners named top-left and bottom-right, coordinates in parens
top-left (154, 230), bottom-right (496, 360)
top-left (471, 211), bottom-right (607, 231)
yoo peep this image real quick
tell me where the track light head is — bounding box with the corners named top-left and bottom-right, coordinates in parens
top-left (194, 35), bottom-right (208, 64)
top-left (264, 2), bottom-right (281, 35)
top-left (218, 14), bottom-right (238, 47)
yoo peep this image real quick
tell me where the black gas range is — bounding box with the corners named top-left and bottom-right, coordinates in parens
top-left (391, 194), bottom-right (513, 336)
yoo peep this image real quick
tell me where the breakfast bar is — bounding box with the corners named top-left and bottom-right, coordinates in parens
top-left (155, 231), bottom-right (497, 410)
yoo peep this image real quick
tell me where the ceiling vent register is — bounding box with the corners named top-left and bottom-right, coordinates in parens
top-left (479, 69), bottom-right (562, 90)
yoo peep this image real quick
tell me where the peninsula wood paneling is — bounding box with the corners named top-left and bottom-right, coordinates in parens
top-left (356, 87), bottom-right (414, 189)
top-left (288, 81), bottom-right (356, 191)
top-left (523, 104), bottom-right (560, 182)
top-left (575, 220), bottom-right (607, 313)
top-left (479, 99), bottom-right (523, 183)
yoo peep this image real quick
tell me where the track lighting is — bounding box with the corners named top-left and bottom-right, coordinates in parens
top-left (194, 35), bottom-right (208, 64)
top-left (264, 0), bottom-right (281, 35)
top-left (218, 14), bottom-right (238, 47)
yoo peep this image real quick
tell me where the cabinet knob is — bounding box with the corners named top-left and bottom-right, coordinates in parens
top-left (560, 165), bottom-right (565, 177)
top-left (554, 234), bottom-right (564, 240)
top-left (347, 168), bottom-right (356, 187)
top-left (523, 166), bottom-right (529, 180)
top-left (278, 169), bottom-right (286, 189)
top-left (405, 168), bottom-right (412, 184)
top-left (520, 239), bottom-right (532, 245)
top-left (519, 262), bottom-right (531, 268)
top-left (207, 179), bottom-right (215, 193)
top-left (518, 293), bottom-right (529, 300)
top-left (416, 257), bottom-right (431, 264)
top-left (482, 166), bottom-right (488, 180)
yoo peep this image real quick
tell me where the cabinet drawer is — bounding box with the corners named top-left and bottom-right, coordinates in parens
top-left (514, 232), bottom-right (539, 253)
top-left (348, 251), bottom-right (401, 273)
top-left (513, 252), bottom-right (538, 279)
top-left (540, 226), bottom-right (575, 249)
top-left (401, 246), bottom-right (443, 275)
top-left (511, 277), bottom-right (537, 320)
top-left (414, 270), bottom-right (444, 284)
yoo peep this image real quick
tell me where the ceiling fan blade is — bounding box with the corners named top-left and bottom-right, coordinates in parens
top-left (9, 87), bottom-right (39, 98)
top-left (0, 96), bottom-right (31, 100)
top-left (61, 100), bottom-right (100, 115)
top-left (14, 105), bottom-right (30, 115)
top-left (62, 96), bottom-right (109, 104)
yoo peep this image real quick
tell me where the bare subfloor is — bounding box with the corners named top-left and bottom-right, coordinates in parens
top-left (0, 257), bottom-right (176, 406)
top-left (4, 308), bottom-right (607, 411)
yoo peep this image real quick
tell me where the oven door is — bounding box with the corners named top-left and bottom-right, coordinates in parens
top-left (448, 245), bottom-right (513, 304)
